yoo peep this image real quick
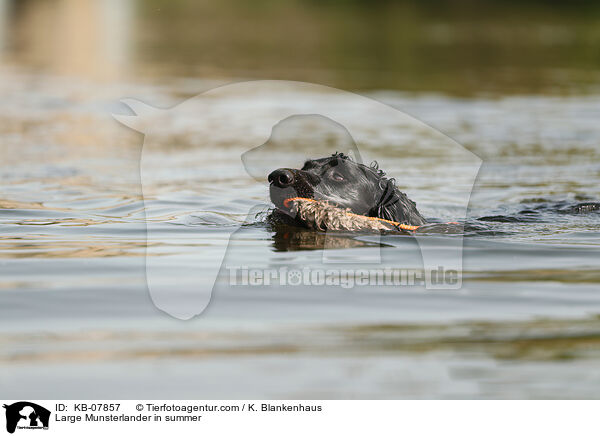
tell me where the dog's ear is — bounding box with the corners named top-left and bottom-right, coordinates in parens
top-left (370, 178), bottom-right (426, 226)
top-left (370, 178), bottom-right (399, 221)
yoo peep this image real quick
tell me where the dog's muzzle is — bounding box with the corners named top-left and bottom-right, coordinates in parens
top-left (268, 168), bottom-right (319, 212)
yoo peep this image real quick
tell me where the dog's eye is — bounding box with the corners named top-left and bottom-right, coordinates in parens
top-left (331, 172), bottom-right (344, 182)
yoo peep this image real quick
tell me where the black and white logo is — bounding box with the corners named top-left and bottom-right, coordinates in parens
top-left (3, 402), bottom-right (50, 434)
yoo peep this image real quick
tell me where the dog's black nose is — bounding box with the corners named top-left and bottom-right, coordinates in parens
top-left (268, 169), bottom-right (294, 188)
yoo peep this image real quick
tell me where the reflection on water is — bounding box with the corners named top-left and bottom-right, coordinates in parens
top-left (1, 0), bottom-right (600, 94)
top-left (1, 0), bottom-right (600, 398)
top-left (270, 224), bottom-right (389, 251)
top-left (1, 0), bottom-right (133, 79)
top-left (3, 317), bottom-right (600, 364)
top-left (1, 75), bottom-right (599, 397)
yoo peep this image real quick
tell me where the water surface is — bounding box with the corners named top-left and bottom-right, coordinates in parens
top-left (1, 0), bottom-right (600, 398)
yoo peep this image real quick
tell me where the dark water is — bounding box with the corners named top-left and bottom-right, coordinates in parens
top-left (1, 1), bottom-right (600, 398)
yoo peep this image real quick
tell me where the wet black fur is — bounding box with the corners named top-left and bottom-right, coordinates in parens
top-left (268, 153), bottom-right (426, 227)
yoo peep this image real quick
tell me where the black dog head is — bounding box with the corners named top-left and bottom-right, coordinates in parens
top-left (268, 153), bottom-right (426, 226)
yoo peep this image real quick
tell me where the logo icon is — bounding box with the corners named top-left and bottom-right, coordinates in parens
top-left (3, 402), bottom-right (50, 434)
